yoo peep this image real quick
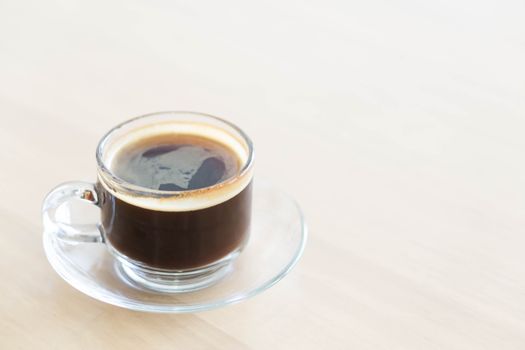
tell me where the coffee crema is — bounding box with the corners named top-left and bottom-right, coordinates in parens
top-left (96, 121), bottom-right (253, 270)
top-left (99, 121), bottom-right (253, 212)
top-left (111, 133), bottom-right (242, 192)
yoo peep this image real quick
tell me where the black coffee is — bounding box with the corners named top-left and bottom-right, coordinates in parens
top-left (98, 133), bottom-right (251, 270)
top-left (112, 134), bottom-right (241, 191)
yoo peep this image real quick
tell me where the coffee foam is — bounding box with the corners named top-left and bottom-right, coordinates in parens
top-left (98, 121), bottom-right (253, 212)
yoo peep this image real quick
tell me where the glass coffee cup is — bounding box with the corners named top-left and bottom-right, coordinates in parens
top-left (42, 112), bottom-right (254, 292)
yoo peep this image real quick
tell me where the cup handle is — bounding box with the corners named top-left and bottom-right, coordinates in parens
top-left (42, 181), bottom-right (103, 243)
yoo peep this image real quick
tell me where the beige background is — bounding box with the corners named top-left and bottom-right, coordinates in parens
top-left (1, 0), bottom-right (525, 348)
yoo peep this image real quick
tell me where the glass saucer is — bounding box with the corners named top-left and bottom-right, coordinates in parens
top-left (43, 180), bottom-right (307, 313)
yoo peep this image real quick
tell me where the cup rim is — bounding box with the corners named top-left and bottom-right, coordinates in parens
top-left (95, 111), bottom-right (254, 198)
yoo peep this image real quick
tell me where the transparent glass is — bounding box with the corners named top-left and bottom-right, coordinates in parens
top-left (42, 111), bottom-right (306, 311)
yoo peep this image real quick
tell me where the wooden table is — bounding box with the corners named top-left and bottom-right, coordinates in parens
top-left (1, 0), bottom-right (525, 348)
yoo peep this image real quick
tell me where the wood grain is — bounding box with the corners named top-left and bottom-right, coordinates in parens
top-left (1, 0), bottom-right (525, 348)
